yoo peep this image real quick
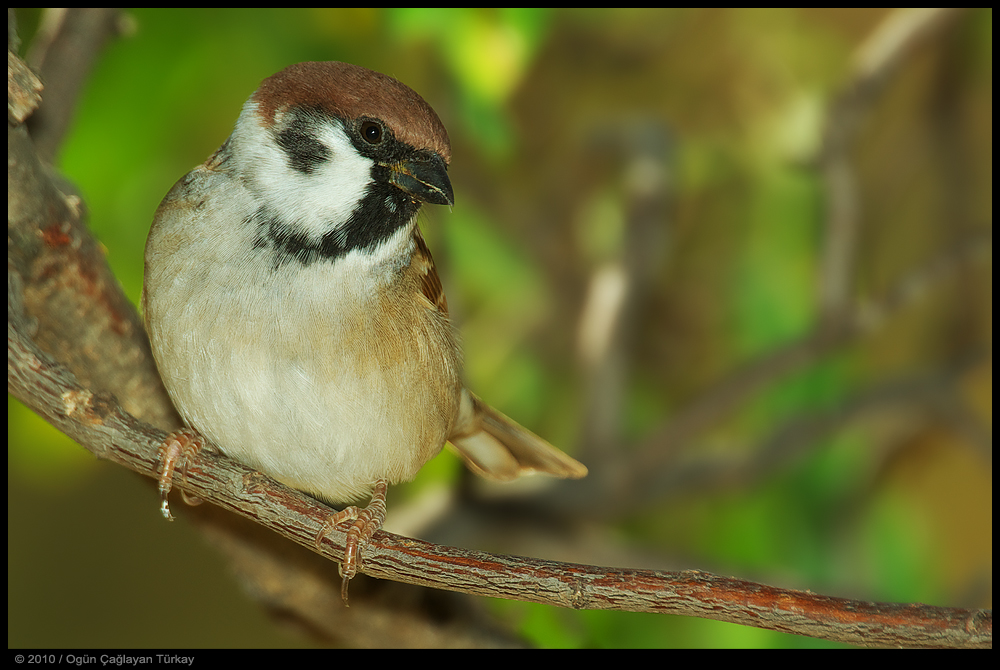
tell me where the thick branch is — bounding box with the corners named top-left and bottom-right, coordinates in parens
top-left (8, 37), bottom-right (180, 432)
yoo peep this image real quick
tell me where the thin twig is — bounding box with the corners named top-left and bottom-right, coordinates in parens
top-left (629, 348), bottom-right (989, 507)
top-left (622, 227), bottom-right (992, 501)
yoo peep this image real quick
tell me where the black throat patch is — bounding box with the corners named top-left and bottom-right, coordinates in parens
top-left (248, 177), bottom-right (420, 268)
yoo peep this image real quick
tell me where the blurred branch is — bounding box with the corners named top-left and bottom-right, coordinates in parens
top-left (584, 8), bottom-right (987, 501)
top-left (618, 227), bottom-right (991, 508)
top-left (632, 348), bottom-right (989, 505)
top-left (818, 7), bottom-right (966, 321)
top-left (23, 8), bottom-right (126, 163)
top-left (576, 120), bottom-right (674, 461)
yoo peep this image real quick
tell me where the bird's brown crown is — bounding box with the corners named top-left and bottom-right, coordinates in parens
top-left (251, 61), bottom-right (451, 164)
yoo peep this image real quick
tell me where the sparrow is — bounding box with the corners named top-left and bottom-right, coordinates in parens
top-left (142, 61), bottom-right (587, 600)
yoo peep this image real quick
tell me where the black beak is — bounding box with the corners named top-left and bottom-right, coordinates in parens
top-left (389, 151), bottom-right (454, 206)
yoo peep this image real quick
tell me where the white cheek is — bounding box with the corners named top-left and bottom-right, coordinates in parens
top-left (232, 104), bottom-right (374, 241)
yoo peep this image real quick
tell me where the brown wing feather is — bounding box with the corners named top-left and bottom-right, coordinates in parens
top-left (412, 227), bottom-right (449, 315)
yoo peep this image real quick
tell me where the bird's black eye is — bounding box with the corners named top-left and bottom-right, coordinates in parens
top-left (361, 121), bottom-right (383, 145)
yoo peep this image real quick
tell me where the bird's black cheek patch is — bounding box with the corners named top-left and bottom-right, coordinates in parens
top-left (275, 125), bottom-right (331, 174)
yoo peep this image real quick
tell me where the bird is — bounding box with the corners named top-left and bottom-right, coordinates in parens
top-left (142, 61), bottom-right (587, 601)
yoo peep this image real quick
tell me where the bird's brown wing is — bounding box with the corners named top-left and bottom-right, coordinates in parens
top-left (411, 226), bottom-right (449, 315)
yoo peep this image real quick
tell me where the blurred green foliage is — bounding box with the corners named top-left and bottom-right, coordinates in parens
top-left (10, 8), bottom-right (991, 648)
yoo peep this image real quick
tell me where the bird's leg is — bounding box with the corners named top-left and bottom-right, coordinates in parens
top-left (157, 429), bottom-right (205, 520)
top-left (314, 478), bottom-right (389, 605)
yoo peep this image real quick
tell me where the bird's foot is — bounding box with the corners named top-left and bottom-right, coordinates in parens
top-left (314, 478), bottom-right (388, 605)
top-left (157, 429), bottom-right (205, 520)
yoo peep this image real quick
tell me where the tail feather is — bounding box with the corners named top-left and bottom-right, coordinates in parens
top-left (448, 390), bottom-right (588, 482)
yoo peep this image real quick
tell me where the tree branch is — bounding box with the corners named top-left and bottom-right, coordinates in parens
top-left (818, 8), bottom-right (965, 321)
top-left (626, 348), bottom-right (990, 504)
top-left (24, 8), bottom-right (126, 163)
